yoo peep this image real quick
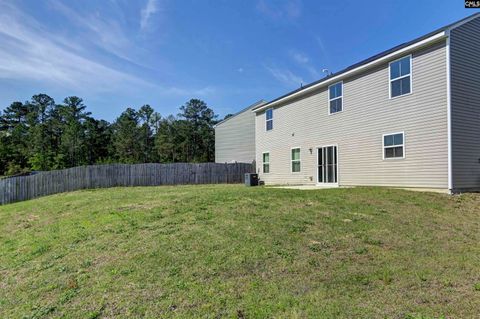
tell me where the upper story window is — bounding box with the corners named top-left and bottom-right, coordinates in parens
top-left (291, 148), bottom-right (301, 172)
top-left (383, 132), bottom-right (405, 159)
top-left (329, 82), bottom-right (343, 114)
top-left (263, 152), bottom-right (270, 173)
top-left (266, 108), bottom-right (273, 131)
top-left (389, 55), bottom-right (412, 98)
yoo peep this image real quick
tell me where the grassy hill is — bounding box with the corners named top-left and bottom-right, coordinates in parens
top-left (1, 185), bottom-right (479, 318)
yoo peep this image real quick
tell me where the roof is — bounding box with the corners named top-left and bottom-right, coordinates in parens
top-left (215, 100), bottom-right (267, 127)
top-left (253, 12), bottom-right (480, 112)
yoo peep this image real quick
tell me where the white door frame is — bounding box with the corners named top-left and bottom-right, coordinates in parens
top-left (316, 144), bottom-right (339, 187)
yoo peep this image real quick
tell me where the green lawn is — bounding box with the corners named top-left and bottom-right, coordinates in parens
top-left (1, 185), bottom-right (480, 318)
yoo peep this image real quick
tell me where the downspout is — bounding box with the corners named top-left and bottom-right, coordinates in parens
top-left (446, 29), bottom-right (453, 193)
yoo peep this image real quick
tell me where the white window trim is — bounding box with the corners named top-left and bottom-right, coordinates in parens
top-left (328, 81), bottom-right (344, 115)
top-left (382, 131), bottom-right (406, 160)
top-left (291, 147), bottom-right (301, 173)
top-left (262, 151), bottom-right (270, 174)
top-left (389, 55), bottom-right (413, 99)
top-left (265, 108), bottom-right (273, 131)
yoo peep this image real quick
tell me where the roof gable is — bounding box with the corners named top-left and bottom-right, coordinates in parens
top-left (215, 100), bottom-right (266, 127)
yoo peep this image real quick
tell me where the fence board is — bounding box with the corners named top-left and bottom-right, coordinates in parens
top-left (0, 162), bottom-right (253, 205)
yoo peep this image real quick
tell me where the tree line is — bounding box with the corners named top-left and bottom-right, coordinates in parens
top-left (0, 94), bottom-right (220, 176)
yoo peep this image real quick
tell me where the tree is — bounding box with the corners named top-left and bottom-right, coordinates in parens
top-left (178, 99), bottom-right (217, 162)
top-left (223, 113), bottom-right (234, 121)
top-left (84, 118), bottom-right (112, 164)
top-left (0, 102), bottom-right (30, 173)
top-left (27, 94), bottom-right (57, 171)
top-left (150, 112), bottom-right (162, 135)
top-left (112, 108), bottom-right (142, 163)
top-left (58, 96), bottom-right (91, 167)
top-left (0, 129), bottom-right (8, 175)
top-left (138, 104), bottom-right (157, 163)
top-left (0, 94), bottom-right (221, 176)
top-left (155, 115), bottom-right (184, 162)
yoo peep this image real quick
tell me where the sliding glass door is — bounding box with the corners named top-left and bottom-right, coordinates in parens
top-left (318, 146), bottom-right (338, 184)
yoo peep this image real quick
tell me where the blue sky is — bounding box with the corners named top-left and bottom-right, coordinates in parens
top-left (0, 0), bottom-right (477, 121)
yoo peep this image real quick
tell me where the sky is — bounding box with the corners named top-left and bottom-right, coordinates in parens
top-left (0, 0), bottom-right (477, 121)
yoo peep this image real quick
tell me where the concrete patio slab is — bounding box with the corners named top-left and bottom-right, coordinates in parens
top-left (266, 185), bottom-right (449, 194)
top-left (267, 185), bottom-right (346, 190)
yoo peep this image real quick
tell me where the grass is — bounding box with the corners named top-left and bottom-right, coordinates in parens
top-left (1, 185), bottom-right (480, 318)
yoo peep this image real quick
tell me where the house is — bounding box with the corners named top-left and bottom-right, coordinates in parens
top-left (215, 100), bottom-right (266, 163)
top-left (252, 13), bottom-right (480, 193)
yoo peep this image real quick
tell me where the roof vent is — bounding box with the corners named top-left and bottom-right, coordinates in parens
top-left (322, 69), bottom-right (332, 77)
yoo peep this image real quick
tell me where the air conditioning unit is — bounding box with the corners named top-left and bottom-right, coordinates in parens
top-left (245, 173), bottom-right (259, 187)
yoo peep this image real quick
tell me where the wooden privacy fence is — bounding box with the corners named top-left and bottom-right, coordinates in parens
top-left (0, 162), bottom-right (253, 205)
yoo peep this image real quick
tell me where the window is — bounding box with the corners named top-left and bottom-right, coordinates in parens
top-left (329, 82), bottom-right (343, 114)
top-left (266, 108), bottom-right (273, 131)
top-left (389, 56), bottom-right (411, 98)
top-left (291, 148), bottom-right (301, 172)
top-left (383, 132), bottom-right (404, 159)
top-left (263, 152), bottom-right (270, 173)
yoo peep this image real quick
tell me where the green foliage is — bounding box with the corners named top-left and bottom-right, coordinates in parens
top-left (223, 113), bottom-right (234, 120)
top-left (5, 162), bottom-right (28, 176)
top-left (155, 115), bottom-right (183, 162)
top-left (112, 107), bottom-right (143, 163)
top-left (0, 95), bottom-right (218, 175)
top-left (178, 99), bottom-right (217, 162)
top-left (58, 96), bottom-right (91, 167)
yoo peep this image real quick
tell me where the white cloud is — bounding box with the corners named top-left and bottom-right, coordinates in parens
top-left (0, 2), bottom-right (148, 93)
top-left (0, 1), bottom-right (213, 98)
top-left (140, 0), bottom-right (159, 30)
top-left (256, 0), bottom-right (302, 20)
top-left (314, 35), bottom-right (331, 67)
top-left (160, 86), bottom-right (216, 97)
top-left (289, 50), bottom-right (320, 79)
top-left (284, 0), bottom-right (302, 19)
top-left (264, 65), bottom-right (304, 88)
top-left (48, 0), bottom-right (139, 64)
top-left (291, 51), bottom-right (309, 64)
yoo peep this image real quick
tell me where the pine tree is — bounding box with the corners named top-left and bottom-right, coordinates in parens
top-left (112, 108), bottom-right (142, 163)
top-left (58, 96), bottom-right (91, 167)
top-left (27, 94), bottom-right (57, 171)
top-left (0, 102), bottom-right (30, 173)
top-left (178, 99), bottom-right (217, 162)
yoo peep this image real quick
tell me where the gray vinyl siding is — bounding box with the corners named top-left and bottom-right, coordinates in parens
top-left (215, 107), bottom-right (256, 163)
top-left (256, 41), bottom-right (448, 188)
top-left (450, 16), bottom-right (480, 190)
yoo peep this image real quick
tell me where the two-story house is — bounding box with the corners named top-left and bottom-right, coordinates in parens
top-left (253, 13), bottom-right (480, 193)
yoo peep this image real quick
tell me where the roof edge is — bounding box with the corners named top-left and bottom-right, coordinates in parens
top-left (215, 100), bottom-right (267, 127)
top-left (253, 31), bottom-right (446, 112)
top-left (448, 11), bottom-right (480, 30)
top-left (253, 13), bottom-right (480, 113)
